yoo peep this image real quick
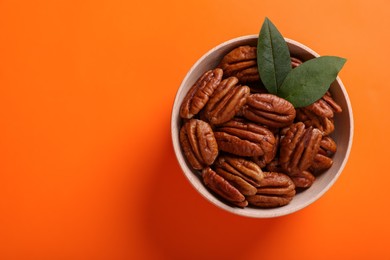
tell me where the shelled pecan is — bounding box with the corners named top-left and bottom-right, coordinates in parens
top-left (289, 170), bottom-right (315, 188)
top-left (242, 93), bottom-right (296, 128)
top-left (310, 136), bottom-right (337, 174)
top-left (296, 108), bottom-right (335, 135)
top-left (217, 45), bottom-right (259, 83)
top-left (306, 91), bottom-right (342, 118)
top-left (322, 91), bottom-right (342, 114)
top-left (179, 119), bottom-right (218, 170)
top-left (296, 92), bottom-right (341, 135)
top-left (180, 68), bottom-right (223, 119)
top-left (202, 167), bottom-right (248, 207)
top-left (252, 133), bottom-right (280, 168)
top-left (202, 77), bottom-right (250, 125)
top-left (214, 155), bottom-right (264, 196)
top-left (246, 172), bottom-right (296, 208)
top-left (319, 136), bottom-right (337, 156)
top-left (279, 122), bottom-right (322, 187)
top-left (310, 154), bottom-right (333, 174)
top-left (214, 118), bottom-right (276, 157)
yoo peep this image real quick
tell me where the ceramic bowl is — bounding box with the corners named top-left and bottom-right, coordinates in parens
top-left (171, 35), bottom-right (353, 218)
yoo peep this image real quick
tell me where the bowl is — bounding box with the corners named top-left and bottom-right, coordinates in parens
top-left (171, 35), bottom-right (353, 218)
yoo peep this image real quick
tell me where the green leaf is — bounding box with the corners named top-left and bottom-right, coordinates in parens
top-left (257, 17), bottom-right (292, 94)
top-left (278, 56), bottom-right (346, 107)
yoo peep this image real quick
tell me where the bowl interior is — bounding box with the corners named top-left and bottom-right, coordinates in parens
top-left (171, 35), bottom-right (353, 218)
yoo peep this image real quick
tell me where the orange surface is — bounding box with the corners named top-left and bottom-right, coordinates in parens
top-left (0, 0), bottom-right (389, 259)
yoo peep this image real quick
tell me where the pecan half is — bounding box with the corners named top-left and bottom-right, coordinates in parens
top-left (310, 136), bottom-right (336, 173)
top-left (217, 45), bottom-right (259, 83)
top-left (290, 170), bottom-right (315, 188)
top-left (305, 98), bottom-right (335, 118)
top-left (242, 94), bottom-right (296, 128)
top-left (179, 119), bottom-right (218, 170)
top-left (310, 153), bottom-right (333, 174)
top-left (214, 155), bottom-right (264, 196)
top-left (214, 118), bottom-right (276, 157)
top-left (296, 92), bottom-right (341, 136)
top-left (180, 68), bottom-right (223, 119)
top-left (305, 91), bottom-right (342, 119)
top-left (296, 108), bottom-right (335, 136)
top-left (252, 133), bottom-right (280, 168)
top-left (322, 91), bottom-right (342, 113)
top-left (202, 167), bottom-right (248, 207)
top-left (246, 172), bottom-right (296, 208)
top-left (319, 136), bottom-right (337, 156)
top-left (202, 77), bottom-right (250, 125)
top-left (279, 122), bottom-right (322, 176)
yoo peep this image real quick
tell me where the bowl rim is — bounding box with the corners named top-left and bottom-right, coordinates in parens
top-left (171, 34), bottom-right (354, 218)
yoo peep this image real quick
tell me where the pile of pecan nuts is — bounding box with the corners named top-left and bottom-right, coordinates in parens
top-left (179, 45), bottom-right (342, 208)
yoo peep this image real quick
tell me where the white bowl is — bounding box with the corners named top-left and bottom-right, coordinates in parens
top-left (171, 35), bottom-right (353, 218)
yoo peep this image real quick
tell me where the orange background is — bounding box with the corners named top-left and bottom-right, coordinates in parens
top-left (0, 0), bottom-right (389, 259)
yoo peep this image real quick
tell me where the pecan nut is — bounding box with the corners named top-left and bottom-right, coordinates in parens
top-left (290, 170), bottom-right (315, 188)
top-left (246, 172), bottom-right (296, 208)
top-left (180, 68), bottom-right (223, 119)
top-left (214, 155), bottom-right (264, 196)
top-left (242, 93), bottom-right (296, 128)
top-left (305, 91), bottom-right (342, 119)
top-left (202, 167), bottom-right (248, 207)
top-left (310, 136), bottom-right (336, 173)
top-left (304, 92), bottom-right (341, 119)
top-left (310, 154), bottom-right (333, 174)
top-left (296, 92), bottom-right (341, 135)
top-left (202, 77), bottom-right (250, 125)
top-left (214, 118), bottom-right (276, 157)
top-left (217, 45), bottom-right (259, 83)
top-left (252, 133), bottom-right (280, 168)
top-left (318, 136), bottom-right (337, 156)
top-left (322, 91), bottom-right (342, 114)
top-left (279, 122), bottom-right (322, 176)
top-left (179, 119), bottom-right (218, 170)
top-left (305, 97), bottom-right (335, 118)
top-left (296, 108), bottom-right (335, 135)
